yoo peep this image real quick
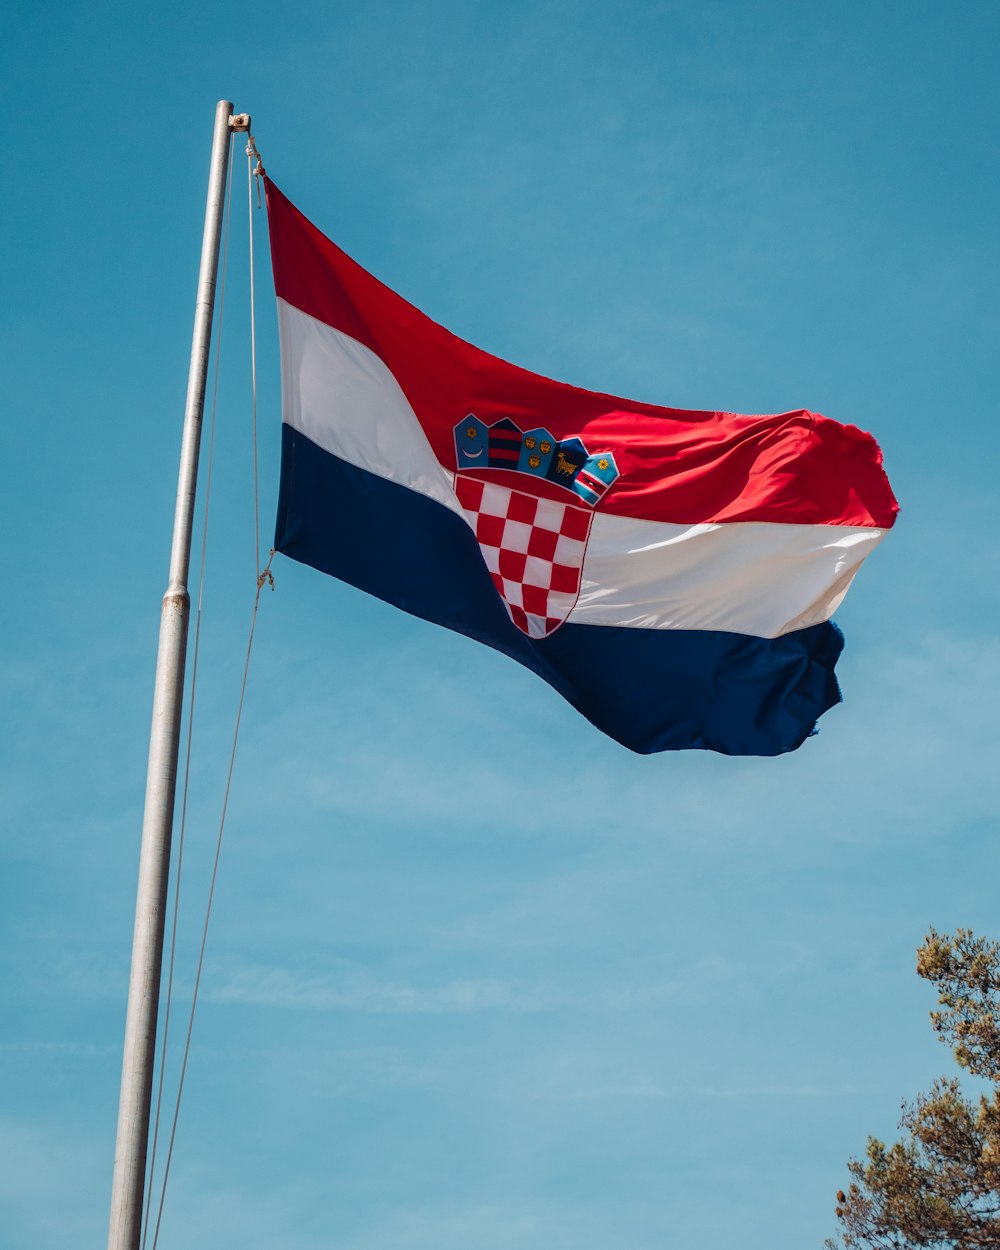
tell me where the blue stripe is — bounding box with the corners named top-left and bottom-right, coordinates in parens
top-left (275, 426), bottom-right (843, 755)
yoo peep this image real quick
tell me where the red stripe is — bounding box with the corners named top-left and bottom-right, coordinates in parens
top-left (266, 179), bottom-right (898, 530)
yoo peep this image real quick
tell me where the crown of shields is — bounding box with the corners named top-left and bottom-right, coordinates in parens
top-left (455, 476), bottom-right (593, 639)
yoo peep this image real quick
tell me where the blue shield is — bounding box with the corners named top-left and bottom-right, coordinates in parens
top-left (571, 451), bottom-right (620, 505)
top-left (455, 415), bottom-right (490, 469)
top-left (517, 427), bottom-right (556, 478)
top-left (546, 436), bottom-right (588, 488)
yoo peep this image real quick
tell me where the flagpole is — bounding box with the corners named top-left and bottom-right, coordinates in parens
top-left (107, 99), bottom-right (249, 1250)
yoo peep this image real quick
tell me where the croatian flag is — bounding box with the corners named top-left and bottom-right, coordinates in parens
top-left (265, 179), bottom-right (898, 756)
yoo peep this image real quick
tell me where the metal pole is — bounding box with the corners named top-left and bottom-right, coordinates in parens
top-left (107, 99), bottom-right (248, 1250)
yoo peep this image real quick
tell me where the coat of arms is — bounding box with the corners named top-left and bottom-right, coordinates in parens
top-left (453, 416), bottom-right (620, 638)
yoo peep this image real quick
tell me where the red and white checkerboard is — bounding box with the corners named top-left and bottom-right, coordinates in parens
top-left (455, 476), bottom-right (593, 638)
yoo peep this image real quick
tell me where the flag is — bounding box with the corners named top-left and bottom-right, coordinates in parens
top-left (265, 178), bottom-right (898, 756)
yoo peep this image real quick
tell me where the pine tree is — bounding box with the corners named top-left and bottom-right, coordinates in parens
top-left (828, 930), bottom-right (1000, 1249)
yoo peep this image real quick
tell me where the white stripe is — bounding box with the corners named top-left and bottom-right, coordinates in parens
top-left (278, 300), bottom-right (886, 640)
top-left (574, 515), bottom-right (884, 636)
top-left (278, 299), bottom-right (463, 517)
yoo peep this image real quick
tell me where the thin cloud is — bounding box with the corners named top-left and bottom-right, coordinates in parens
top-left (204, 957), bottom-right (739, 1015)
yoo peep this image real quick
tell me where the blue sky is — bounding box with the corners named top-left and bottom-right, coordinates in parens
top-left (2, 2), bottom-right (999, 1247)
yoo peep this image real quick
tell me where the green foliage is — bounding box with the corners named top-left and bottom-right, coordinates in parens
top-left (827, 930), bottom-right (1000, 1250)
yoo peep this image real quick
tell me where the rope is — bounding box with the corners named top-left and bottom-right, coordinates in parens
top-left (149, 549), bottom-right (275, 1250)
top-left (248, 138), bottom-right (261, 577)
top-left (141, 131), bottom-right (235, 1250)
top-left (247, 133), bottom-right (266, 200)
top-left (146, 139), bottom-right (274, 1247)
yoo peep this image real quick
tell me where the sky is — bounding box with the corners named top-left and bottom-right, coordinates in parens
top-left (2, 2), bottom-right (999, 1247)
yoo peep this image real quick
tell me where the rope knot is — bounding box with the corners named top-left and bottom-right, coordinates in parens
top-left (246, 134), bottom-right (266, 206)
top-left (257, 549), bottom-right (276, 594)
